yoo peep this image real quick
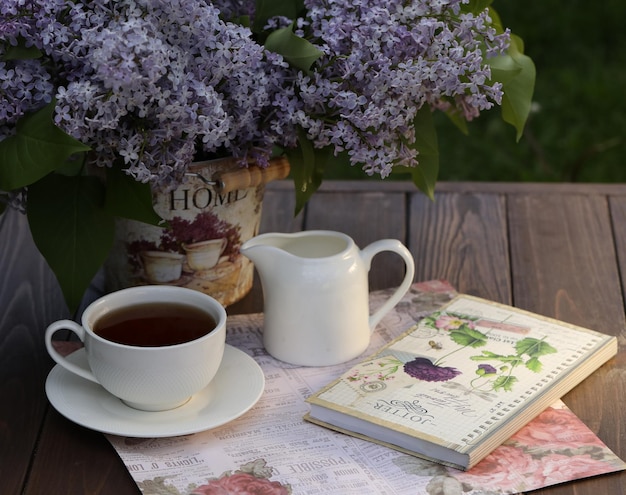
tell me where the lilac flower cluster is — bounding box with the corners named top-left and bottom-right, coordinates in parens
top-left (1, 0), bottom-right (511, 188)
top-left (1, 0), bottom-right (291, 187)
top-left (214, 0), bottom-right (510, 177)
top-left (288, 0), bottom-right (510, 177)
top-left (0, 0), bottom-right (57, 140)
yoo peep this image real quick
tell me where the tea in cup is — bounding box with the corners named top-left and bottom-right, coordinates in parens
top-left (45, 286), bottom-right (226, 411)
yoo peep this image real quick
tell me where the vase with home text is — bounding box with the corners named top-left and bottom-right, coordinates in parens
top-left (104, 156), bottom-right (289, 306)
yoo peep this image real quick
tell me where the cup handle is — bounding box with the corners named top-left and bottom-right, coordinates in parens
top-left (360, 239), bottom-right (415, 331)
top-left (45, 320), bottom-right (99, 383)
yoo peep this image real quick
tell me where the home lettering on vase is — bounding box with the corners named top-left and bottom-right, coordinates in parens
top-left (169, 186), bottom-right (251, 212)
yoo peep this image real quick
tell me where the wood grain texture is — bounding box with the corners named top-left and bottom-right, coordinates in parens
top-left (25, 411), bottom-right (139, 495)
top-left (408, 191), bottom-right (511, 304)
top-left (608, 196), bottom-right (626, 348)
top-left (508, 193), bottom-right (624, 331)
top-left (0, 209), bottom-right (70, 495)
top-left (258, 186), bottom-right (303, 234)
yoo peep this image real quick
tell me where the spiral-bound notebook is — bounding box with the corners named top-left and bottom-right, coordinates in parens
top-left (305, 294), bottom-right (618, 470)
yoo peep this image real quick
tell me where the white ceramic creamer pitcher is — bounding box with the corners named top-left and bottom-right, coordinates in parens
top-left (240, 230), bottom-right (415, 366)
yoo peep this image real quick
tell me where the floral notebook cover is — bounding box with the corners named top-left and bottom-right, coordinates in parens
top-left (306, 294), bottom-right (618, 469)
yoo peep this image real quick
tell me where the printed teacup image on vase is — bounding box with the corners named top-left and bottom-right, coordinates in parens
top-left (140, 251), bottom-right (186, 284)
top-left (105, 159), bottom-right (270, 307)
top-left (138, 236), bottom-right (230, 286)
top-left (113, 207), bottom-right (251, 305)
top-left (183, 238), bottom-right (227, 271)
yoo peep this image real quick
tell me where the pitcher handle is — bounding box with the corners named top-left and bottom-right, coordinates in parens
top-left (360, 239), bottom-right (415, 331)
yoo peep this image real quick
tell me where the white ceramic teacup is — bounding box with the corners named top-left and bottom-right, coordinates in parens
top-left (45, 286), bottom-right (226, 411)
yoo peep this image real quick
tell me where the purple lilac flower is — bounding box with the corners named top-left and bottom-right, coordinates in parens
top-left (404, 357), bottom-right (461, 382)
top-left (1, 0), bottom-right (293, 188)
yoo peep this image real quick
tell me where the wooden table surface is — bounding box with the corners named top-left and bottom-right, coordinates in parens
top-left (1, 180), bottom-right (624, 494)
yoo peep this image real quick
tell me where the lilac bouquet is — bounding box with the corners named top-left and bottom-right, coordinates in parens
top-left (230, 0), bottom-right (532, 206)
top-left (0, 0), bottom-right (289, 189)
top-left (0, 0), bottom-right (534, 311)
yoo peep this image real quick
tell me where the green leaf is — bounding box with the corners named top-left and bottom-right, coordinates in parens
top-left (104, 166), bottom-right (163, 226)
top-left (286, 129), bottom-right (326, 214)
top-left (55, 155), bottom-right (87, 177)
top-left (525, 356), bottom-right (543, 373)
top-left (264, 23), bottom-right (323, 72)
top-left (421, 312), bottom-right (443, 329)
top-left (252, 0), bottom-right (304, 33)
top-left (2, 43), bottom-right (43, 61)
top-left (27, 173), bottom-right (115, 314)
top-left (449, 326), bottom-right (488, 348)
top-left (497, 355), bottom-right (524, 367)
top-left (487, 6), bottom-right (504, 33)
top-left (493, 374), bottom-right (518, 392)
top-left (0, 101), bottom-right (91, 190)
top-left (392, 105), bottom-right (439, 200)
top-left (444, 108), bottom-right (469, 136)
top-left (515, 337), bottom-right (557, 358)
top-left (461, 0), bottom-right (494, 15)
top-left (489, 34), bottom-right (536, 141)
top-left (470, 350), bottom-right (500, 360)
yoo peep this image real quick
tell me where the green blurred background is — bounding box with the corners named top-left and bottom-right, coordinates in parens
top-left (333, 0), bottom-right (626, 184)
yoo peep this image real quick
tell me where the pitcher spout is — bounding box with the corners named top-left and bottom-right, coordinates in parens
top-left (239, 232), bottom-right (296, 272)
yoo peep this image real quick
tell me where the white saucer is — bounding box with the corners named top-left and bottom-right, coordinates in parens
top-left (45, 345), bottom-right (264, 437)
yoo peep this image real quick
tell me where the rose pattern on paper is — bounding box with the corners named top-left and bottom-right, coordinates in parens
top-left (137, 459), bottom-right (291, 495)
top-left (510, 406), bottom-right (604, 452)
top-left (191, 472), bottom-right (289, 495)
top-left (388, 404), bottom-right (625, 495)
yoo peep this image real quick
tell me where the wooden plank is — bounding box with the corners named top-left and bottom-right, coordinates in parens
top-left (26, 411), bottom-right (138, 495)
top-left (609, 196), bottom-right (626, 325)
top-left (407, 191), bottom-right (511, 304)
top-left (507, 192), bottom-right (626, 494)
top-left (259, 186), bottom-right (303, 234)
top-left (0, 209), bottom-right (71, 495)
top-left (508, 193), bottom-right (624, 333)
top-left (268, 179), bottom-right (626, 196)
top-left (0, 210), bottom-right (143, 495)
top-left (304, 189), bottom-right (409, 291)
